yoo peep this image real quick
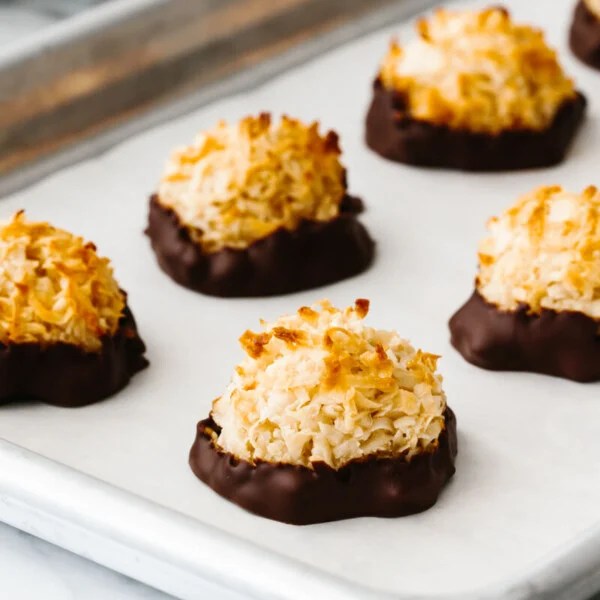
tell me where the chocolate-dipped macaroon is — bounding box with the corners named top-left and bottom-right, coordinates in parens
top-left (190, 299), bottom-right (457, 524)
top-left (147, 114), bottom-right (374, 297)
top-left (366, 7), bottom-right (586, 171)
top-left (570, 1), bottom-right (600, 69)
top-left (0, 212), bottom-right (148, 407)
top-left (450, 185), bottom-right (600, 382)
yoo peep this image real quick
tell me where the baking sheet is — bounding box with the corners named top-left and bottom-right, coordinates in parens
top-left (1, 0), bottom-right (600, 597)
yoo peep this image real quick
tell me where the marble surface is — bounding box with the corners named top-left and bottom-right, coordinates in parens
top-left (0, 521), bottom-right (175, 599)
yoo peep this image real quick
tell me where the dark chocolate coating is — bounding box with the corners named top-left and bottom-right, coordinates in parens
top-left (189, 408), bottom-right (457, 525)
top-left (365, 78), bottom-right (587, 171)
top-left (0, 302), bottom-right (148, 407)
top-left (449, 290), bottom-right (600, 382)
top-left (570, 1), bottom-right (600, 70)
top-left (146, 194), bottom-right (375, 298)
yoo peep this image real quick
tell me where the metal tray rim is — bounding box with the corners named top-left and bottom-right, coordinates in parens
top-left (2, 438), bottom-right (600, 600)
top-left (0, 0), bottom-right (437, 199)
top-left (0, 0), bottom-right (162, 70)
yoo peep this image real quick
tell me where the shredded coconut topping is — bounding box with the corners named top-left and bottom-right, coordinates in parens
top-left (477, 186), bottom-right (600, 319)
top-left (157, 113), bottom-right (346, 253)
top-left (211, 299), bottom-right (447, 469)
top-left (379, 7), bottom-right (576, 134)
top-left (0, 212), bottom-right (125, 352)
top-left (585, 0), bottom-right (600, 19)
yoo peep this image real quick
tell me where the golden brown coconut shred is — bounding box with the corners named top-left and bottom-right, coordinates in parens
top-left (0, 212), bottom-right (125, 352)
top-left (212, 299), bottom-right (447, 469)
top-left (477, 185), bottom-right (600, 319)
top-left (157, 113), bottom-right (347, 253)
top-left (379, 7), bottom-right (576, 134)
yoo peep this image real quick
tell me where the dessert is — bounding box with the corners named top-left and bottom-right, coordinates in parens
top-left (147, 114), bottom-right (374, 297)
top-left (366, 7), bottom-right (586, 171)
top-left (190, 299), bottom-right (457, 524)
top-left (570, 1), bottom-right (600, 70)
top-left (450, 185), bottom-right (600, 382)
top-left (0, 212), bottom-right (148, 406)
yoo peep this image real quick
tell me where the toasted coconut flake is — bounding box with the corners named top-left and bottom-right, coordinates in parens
top-left (211, 300), bottom-right (447, 469)
top-left (0, 212), bottom-right (125, 352)
top-left (379, 7), bottom-right (576, 134)
top-left (585, 0), bottom-right (600, 18)
top-left (157, 114), bottom-right (347, 253)
top-left (477, 186), bottom-right (600, 319)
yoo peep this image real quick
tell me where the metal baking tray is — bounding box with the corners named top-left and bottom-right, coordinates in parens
top-left (0, 0), bottom-right (433, 192)
top-left (1, 0), bottom-right (600, 598)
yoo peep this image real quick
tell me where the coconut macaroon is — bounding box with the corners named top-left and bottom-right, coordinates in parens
top-left (379, 7), bottom-right (575, 134)
top-left (570, 0), bottom-right (600, 70)
top-left (158, 114), bottom-right (346, 253)
top-left (0, 211), bottom-right (124, 352)
top-left (0, 212), bottom-right (148, 407)
top-left (365, 7), bottom-right (586, 171)
top-left (190, 300), bottom-right (457, 524)
top-left (147, 114), bottom-right (374, 297)
top-left (213, 299), bottom-right (447, 467)
top-left (477, 186), bottom-right (600, 319)
top-left (450, 186), bottom-right (600, 382)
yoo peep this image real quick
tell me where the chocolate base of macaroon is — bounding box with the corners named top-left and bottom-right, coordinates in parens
top-left (365, 78), bottom-right (587, 171)
top-left (146, 194), bottom-right (375, 298)
top-left (189, 408), bottom-right (457, 525)
top-left (0, 303), bottom-right (148, 407)
top-left (449, 290), bottom-right (600, 382)
top-left (570, 1), bottom-right (600, 70)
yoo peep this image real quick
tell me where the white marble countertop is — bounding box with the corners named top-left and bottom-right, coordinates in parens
top-left (0, 521), bottom-right (174, 599)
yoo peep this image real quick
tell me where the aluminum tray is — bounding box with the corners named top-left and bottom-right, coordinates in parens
top-left (0, 0), bottom-right (431, 191)
top-left (1, 0), bottom-right (600, 599)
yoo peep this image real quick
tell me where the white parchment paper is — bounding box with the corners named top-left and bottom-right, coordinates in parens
top-left (1, 0), bottom-right (599, 596)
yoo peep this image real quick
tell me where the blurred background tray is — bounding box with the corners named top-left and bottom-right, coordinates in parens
top-left (0, 0), bottom-right (434, 194)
